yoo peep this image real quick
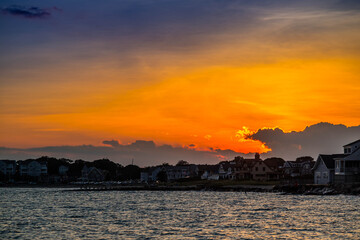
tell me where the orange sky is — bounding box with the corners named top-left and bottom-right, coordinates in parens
top-left (1, 0), bottom-right (360, 155)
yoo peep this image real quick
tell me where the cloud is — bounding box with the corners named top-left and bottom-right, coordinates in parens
top-left (0, 140), bottom-right (247, 167)
top-left (102, 140), bottom-right (120, 147)
top-left (1, 5), bottom-right (51, 19)
top-left (247, 122), bottom-right (360, 160)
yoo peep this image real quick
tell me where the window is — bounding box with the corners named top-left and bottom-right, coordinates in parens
top-left (263, 167), bottom-right (265, 171)
top-left (323, 172), bottom-right (328, 178)
top-left (340, 161), bottom-right (345, 172)
top-left (255, 167), bottom-right (258, 171)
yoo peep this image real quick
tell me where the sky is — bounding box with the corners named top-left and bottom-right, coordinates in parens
top-left (1, 0), bottom-right (359, 166)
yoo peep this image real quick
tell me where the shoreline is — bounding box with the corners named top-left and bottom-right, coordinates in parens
top-left (2, 183), bottom-right (360, 195)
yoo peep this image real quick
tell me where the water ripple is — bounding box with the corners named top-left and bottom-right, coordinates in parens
top-left (0, 188), bottom-right (359, 239)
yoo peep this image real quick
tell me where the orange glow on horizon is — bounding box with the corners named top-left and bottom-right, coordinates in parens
top-left (1, 57), bottom-right (359, 153)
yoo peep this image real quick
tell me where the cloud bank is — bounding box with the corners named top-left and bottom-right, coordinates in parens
top-left (247, 122), bottom-right (360, 159)
top-left (0, 123), bottom-right (358, 166)
top-left (0, 140), bottom-right (243, 167)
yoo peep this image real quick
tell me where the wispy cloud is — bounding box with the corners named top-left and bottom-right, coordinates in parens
top-left (1, 5), bottom-right (51, 19)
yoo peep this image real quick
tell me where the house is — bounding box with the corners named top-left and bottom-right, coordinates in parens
top-left (334, 139), bottom-right (360, 183)
top-left (222, 153), bottom-right (282, 181)
top-left (140, 166), bottom-right (165, 182)
top-left (19, 160), bottom-right (48, 177)
top-left (251, 160), bottom-right (276, 181)
top-left (165, 165), bottom-right (198, 181)
top-left (218, 162), bottom-right (234, 179)
top-left (59, 165), bottom-right (69, 176)
top-left (283, 160), bottom-right (314, 178)
top-left (0, 160), bottom-right (16, 176)
top-left (141, 164), bottom-right (199, 182)
top-left (198, 165), bottom-right (220, 180)
top-left (313, 139), bottom-right (360, 184)
top-left (264, 158), bottom-right (284, 179)
top-left (312, 154), bottom-right (343, 184)
top-left (0, 160), bottom-right (16, 182)
top-left (81, 165), bottom-right (105, 182)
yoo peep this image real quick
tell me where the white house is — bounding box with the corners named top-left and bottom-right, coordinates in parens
top-left (312, 155), bottom-right (341, 184)
top-left (313, 139), bottom-right (360, 184)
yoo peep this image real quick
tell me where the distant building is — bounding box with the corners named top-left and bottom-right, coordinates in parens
top-left (283, 160), bottom-right (314, 178)
top-left (198, 165), bottom-right (220, 180)
top-left (19, 160), bottom-right (47, 177)
top-left (0, 160), bottom-right (16, 176)
top-left (0, 160), bottom-right (16, 182)
top-left (140, 166), bottom-right (163, 182)
top-left (141, 165), bottom-right (198, 182)
top-left (219, 154), bottom-right (282, 181)
top-left (81, 165), bottom-right (105, 182)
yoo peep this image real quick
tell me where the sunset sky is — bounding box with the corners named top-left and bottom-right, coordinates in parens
top-left (1, 0), bottom-right (359, 165)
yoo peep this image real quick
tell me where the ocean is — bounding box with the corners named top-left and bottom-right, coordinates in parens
top-left (1, 188), bottom-right (359, 239)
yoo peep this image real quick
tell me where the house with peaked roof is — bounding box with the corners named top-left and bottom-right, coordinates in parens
top-left (81, 165), bottom-right (105, 182)
top-left (313, 139), bottom-right (360, 184)
top-left (334, 139), bottom-right (360, 183)
top-left (313, 154), bottom-right (343, 184)
top-left (220, 153), bottom-right (282, 181)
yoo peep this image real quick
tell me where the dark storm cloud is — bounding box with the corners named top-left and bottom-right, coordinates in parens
top-left (247, 122), bottom-right (360, 159)
top-left (1, 5), bottom-right (51, 18)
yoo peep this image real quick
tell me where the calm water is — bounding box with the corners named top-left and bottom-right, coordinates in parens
top-left (0, 188), bottom-right (359, 239)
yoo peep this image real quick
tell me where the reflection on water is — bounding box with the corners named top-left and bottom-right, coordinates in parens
top-left (0, 188), bottom-right (359, 239)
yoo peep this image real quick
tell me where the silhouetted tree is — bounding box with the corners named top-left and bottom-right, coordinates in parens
top-left (176, 160), bottom-right (189, 166)
top-left (68, 160), bottom-right (87, 177)
top-left (93, 158), bottom-right (121, 180)
top-left (120, 164), bottom-right (141, 180)
top-left (37, 156), bottom-right (71, 175)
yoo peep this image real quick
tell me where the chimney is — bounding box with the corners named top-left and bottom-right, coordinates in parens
top-left (255, 153), bottom-right (260, 160)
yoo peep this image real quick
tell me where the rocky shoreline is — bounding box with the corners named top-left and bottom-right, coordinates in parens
top-left (274, 184), bottom-right (360, 195)
top-left (69, 183), bottom-right (360, 195)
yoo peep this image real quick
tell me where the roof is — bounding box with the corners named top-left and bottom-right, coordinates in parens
top-left (264, 158), bottom-right (285, 168)
top-left (197, 164), bottom-right (219, 173)
top-left (343, 139), bottom-right (360, 147)
top-left (319, 154), bottom-right (345, 169)
top-left (18, 159), bottom-right (47, 166)
top-left (344, 148), bottom-right (360, 161)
